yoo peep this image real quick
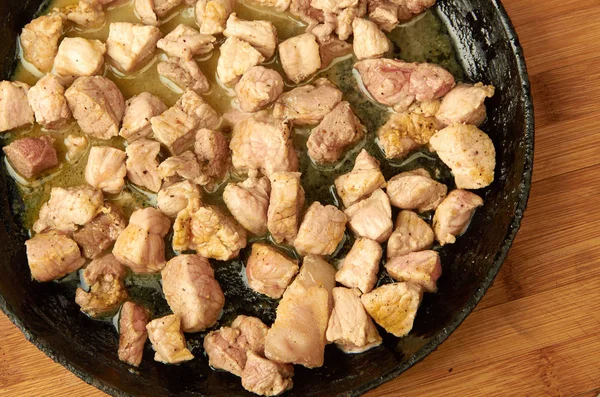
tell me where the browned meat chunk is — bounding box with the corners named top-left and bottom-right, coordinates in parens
top-left (335, 237), bottom-right (382, 293)
top-left (267, 172), bottom-right (304, 244)
top-left (64, 135), bottom-right (89, 163)
top-left (195, 0), bottom-right (234, 35)
top-left (27, 74), bottom-right (71, 130)
top-left (235, 66), bottom-right (284, 113)
top-left (223, 175), bottom-right (270, 235)
top-left (85, 146), bottom-right (127, 194)
top-left (54, 37), bottom-right (106, 79)
top-left (377, 111), bottom-right (439, 159)
top-left (125, 139), bottom-right (162, 192)
top-left (3, 136), bottom-right (57, 179)
top-left (432, 189), bottom-right (483, 245)
top-left (72, 203), bottom-right (127, 259)
top-left (385, 250), bottom-right (441, 293)
top-left (436, 83), bottom-right (495, 126)
top-left (25, 231), bottom-right (86, 282)
top-left (294, 202), bottom-right (346, 256)
top-left (344, 189), bottom-right (392, 243)
top-left (64, 0), bottom-right (105, 28)
top-left (146, 314), bottom-right (194, 364)
top-left (106, 22), bottom-right (162, 73)
top-left (246, 243), bottom-right (299, 299)
top-left (193, 128), bottom-right (230, 187)
top-left (368, 0), bottom-right (399, 32)
top-left (157, 57), bottom-right (210, 94)
top-left (189, 206), bottom-right (247, 260)
top-left (242, 351), bottom-right (294, 396)
top-left (278, 33), bottom-right (321, 83)
top-left (224, 14), bottom-right (278, 58)
top-left (119, 92), bottom-right (167, 142)
top-left (0, 81), bottom-right (34, 132)
top-left (334, 150), bottom-right (385, 208)
top-left (352, 18), bottom-right (390, 60)
top-left (156, 24), bottom-right (215, 60)
top-left (217, 37), bottom-right (265, 85)
top-left (386, 168), bottom-right (447, 212)
top-left (387, 210), bottom-right (433, 258)
top-left (118, 301), bottom-right (150, 367)
top-left (20, 12), bottom-right (65, 73)
top-left (157, 180), bottom-right (202, 218)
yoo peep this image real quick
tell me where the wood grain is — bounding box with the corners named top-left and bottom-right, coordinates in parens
top-left (2, 0), bottom-right (600, 396)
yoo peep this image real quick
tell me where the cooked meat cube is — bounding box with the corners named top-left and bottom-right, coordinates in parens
top-left (385, 250), bottom-right (441, 293)
top-left (317, 34), bottom-right (352, 69)
top-left (243, 0), bottom-right (289, 12)
top-left (85, 146), bottom-right (127, 194)
top-left (352, 18), bottom-right (389, 60)
top-left (377, 111), bottom-right (439, 159)
top-left (230, 113), bottom-right (298, 177)
top-left (217, 37), bottom-right (265, 86)
top-left (368, 0), bottom-right (399, 32)
top-left (157, 180), bottom-right (202, 218)
top-left (344, 189), bottom-right (392, 243)
top-left (172, 200), bottom-right (199, 252)
top-left (223, 175), bottom-right (270, 235)
top-left (33, 186), bottom-right (104, 233)
top-left (27, 74), bottom-right (71, 130)
top-left (432, 189), bottom-right (483, 245)
top-left (436, 83), bottom-right (495, 126)
top-left (395, 0), bottom-right (436, 20)
top-left (153, 0), bottom-right (183, 17)
top-left (334, 150), bottom-right (385, 208)
top-left (429, 123), bottom-right (496, 189)
top-left (235, 66), bottom-right (284, 113)
top-left (361, 282), bottom-right (422, 337)
top-left (224, 14), bottom-right (278, 58)
top-left (65, 76), bottom-right (125, 140)
top-left (75, 254), bottom-right (128, 317)
top-left (113, 207), bottom-right (171, 273)
top-left (294, 202), bottom-right (346, 256)
top-left (125, 139), bottom-right (162, 192)
top-left (3, 136), bottom-right (57, 179)
top-left (118, 301), bottom-right (150, 367)
top-left (267, 172), bottom-right (304, 244)
top-left (312, 0), bottom-right (357, 12)
top-left (222, 109), bottom-right (254, 129)
top-left (336, 6), bottom-right (358, 40)
top-left (156, 24), bottom-right (215, 60)
top-left (245, 243), bottom-right (299, 299)
top-left (265, 255), bottom-right (335, 368)
top-left (386, 168), bottom-right (447, 212)
top-left (119, 92), bottom-right (167, 142)
top-left (242, 351), bottom-right (294, 396)
top-left (65, 0), bottom-right (105, 28)
top-left (0, 81), bottom-right (34, 132)
top-left (186, 206), bottom-right (247, 260)
top-left (106, 22), bottom-right (162, 73)
top-left (408, 99), bottom-right (441, 117)
top-left (25, 231), bottom-right (86, 282)
top-left (290, 0), bottom-right (324, 25)
top-left (195, 0), bottom-right (234, 35)
top-left (387, 210), bottom-right (433, 258)
top-left (193, 128), bottom-right (230, 187)
top-left (146, 314), bottom-right (194, 364)
top-left (19, 12), bottom-right (64, 72)
top-left (54, 37), bottom-right (106, 78)
top-left (335, 237), bottom-right (382, 293)
top-left (72, 203), bottom-right (127, 259)
top-left (307, 101), bottom-right (365, 164)
top-left (158, 151), bottom-right (204, 185)
top-left (64, 135), bottom-right (89, 163)
top-left (272, 78), bottom-right (342, 126)
top-left (278, 33), bottom-right (321, 83)
top-left (178, 88), bottom-right (221, 127)
top-left (162, 254), bottom-right (225, 332)
top-left (157, 57), bottom-right (210, 94)
top-left (231, 315), bottom-right (269, 353)
top-left (134, 0), bottom-right (159, 26)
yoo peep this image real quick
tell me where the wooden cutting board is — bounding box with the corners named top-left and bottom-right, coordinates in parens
top-left (1, 0), bottom-right (599, 396)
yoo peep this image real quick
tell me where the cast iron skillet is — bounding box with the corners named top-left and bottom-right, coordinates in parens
top-left (0, 0), bottom-right (534, 395)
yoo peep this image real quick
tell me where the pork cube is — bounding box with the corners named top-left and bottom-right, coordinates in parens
top-left (386, 168), bottom-right (447, 212)
top-left (352, 18), bottom-right (389, 60)
top-left (134, 0), bottom-right (159, 26)
top-left (396, 0), bottom-right (436, 20)
top-left (119, 92), bottom-right (167, 142)
top-left (334, 150), bottom-right (386, 208)
top-left (436, 83), bottom-right (495, 126)
top-left (267, 172), bottom-right (304, 244)
top-left (118, 301), bottom-right (150, 367)
top-left (432, 189), bottom-right (483, 245)
top-left (27, 74), bottom-right (71, 130)
top-left (146, 314), bottom-right (194, 364)
top-left (85, 146), bottom-right (127, 194)
top-left (72, 203), bottom-right (127, 259)
top-left (235, 66), bottom-right (284, 113)
top-left (387, 210), bottom-right (433, 258)
top-left (245, 243), bottom-right (299, 299)
top-left (223, 175), bottom-right (271, 235)
top-left (385, 250), bottom-right (441, 293)
top-left (186, 206), bottom-right (247, 260)
top-left (157, 24), bottom-right (216, 60)
top-left (158, 151), bottom-right (204, 185)
top-left (106, 22), bottom-right (162, 73)
top-left (193, 128), bottom-right (230, 186)
top-left (243, 0), bottom-right (289, 12)
top-left (278, 33), bottom-right (321, 83)
top-left (154, 0), bottom-right (183, 17)
top-left (65, 0), bottom-right (105, 28)
top-left (344, 189), bottom-right (392, 243)
top-left (65, 76), bottom-right (125, 140)
top-left (318, 34), bottom-right (352, 69)
top-left (178, 89), bottom-right (221, 127)
top-left (241, 351), bottom-right (294, 396)
top-left (231, 315), bottom-right (270, 353)
top-left (125, 139), bottom-right (162, 192)
top-left (157, 57), bottom-right (210, 94)
top-left (223, 13), bottom-right (278, 58)
top-left (377, 111), bottom-right (439, 159)
top-left (3, 136), bottom-right (58, 179)
top-left (429, 124), bottom-right (496, 189)
top-left (335, 237), bottom-right (382, 293)
top-left (217, 37), bottom-right (265, 85)
top-left (294, 202), bottom-right (346, 256)
top-left (290, 0), bottom-right (325, 25)
top-left (195, 0), bottom-right (234, 35)
top-left (64, 135), bottom-right (88, 163)
top-left (19, 12), bottom-right (64, 73)
top-left (336, 6), bottom-right (358, 40)
top-left (368, 0), bottom-right (399, 32)
top-left (25, 231), bottom-right (86, 282)
top-left (0, 81), bottom-right (34, 132)
top-left (157, 180), bottom-right (202, 218)
top-left (162, 254), bottom-right (225, 332)
top-left (311, 0), bottom-right (357, 12)
top-left (54, 37), bottom-right (106, 78)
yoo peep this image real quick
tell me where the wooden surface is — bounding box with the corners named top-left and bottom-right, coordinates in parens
top-left (2, 1), bottom-right (600, 396)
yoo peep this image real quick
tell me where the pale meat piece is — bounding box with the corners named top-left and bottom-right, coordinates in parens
top-left (344, 189), bottom-right (393, 243)
top-left (176, 88), bottom-right (221, 128)
top-left (432, 189), bottom-right (483, 245)
top-left (20, 12), bottom-right (65, 73)
top-left (119, 92), bottom-right (167, 142)
top-left (290, 0), bottom-right (324, 24)
top-left (161, 255), bottom-right (225, 332)
top-left (193, 128), bottom-right (230, 186)
top-left (429, 124), bottom-right (496, 189)
top-left (307, 101), bottom-right (365, 164)
top-left (241, 351), bottom-right (294, 396)
top-left (65, 76), bottom-right (125, 140)
top-left (157, 180), bottom-right (202, 218)
top-left (223, 14), bottom-right (278, 58)
top-left (334, 150), bottom-right (386, 208)
top-left (326, 287), bottom-right (382, 353)
top-left (85, 146), bottom-right (127, 194)
top-left (272, 78), bottom-right (342, 126)
top-left (3, 136), bottom-right (58, 179)
top-left (186, 206), bottom-right (247, 260)
top-left (154, 0), bottom-right (183, 17)
top-left (377, 111), bottom-right (439, 159)
top-left (134, 0), bottom-right (159, 26)
top-left (217, 37), bottom-right (266, 85)
top-left (278, 33), bottom-right (321, 83)
top-left (72, 203), bottom-right (127, 259)
top-left (264, 255), bottom-right (335, 368)
top-left (158, 151), bottom-right (204, 185)
top-left (235, 66), bottom-right (284, 113)
top-left (394, 0), bottom-right (436, 20)
top-left (125, 139), bottom-right (162, 192)
top-left (387, 210), bottom-right (433, 258)
top-left (352, 18), bottom-right (390, 60)
top-left (113, 207), bottom-right (171, 273)
top-left (54, 38), bottom-right (106, 78)
top-left (106, 22), bottom-right (162, 73)
top-left (156, 24), bottom-right (216, 60)
top-left (317, 34), bottom-right (352, 69)
top-left (267, 172), bottom-right (304, 244)
top-left (436, 83), bottom-right (495, 127)
top-left (368, 0), bottom-right (399, 31)
top-left (118, 301), bottom-right (150, 367)
top-left (386, 168), bottom-right (447, 212)
top-left (25, 231), bottom-right (86, 282)
top-left (195, 0), bottom-right (234, 35)
top-left (243, 0), bottom-right (290, 12)
top-left (64, 135), bottom-right (89, 163)
top-left (65, 0), bottom-right (105, 28)
top-left (306, 11), bottom-right (335, 41)
top-left (146, 314), bottom-right (194, 364)
top-left (33, 186), bottom-right (103, 233)
top-left (157, 57), bottom-right (210, 94)
top-left (0, 81), bottom-right (34, 132)
top-left (223, 175), bottom-right (271, 235)
top-left (336, 6), bottom-right (358, 40)
top-left (231, 315), bottom-right (270, 353)
top-left (312, 0), bottom-right (357, 12)
top-left (27, 74), bottom-right (71, 130)
top-left (75, 254), bottom-right (128, 317)
top-left (294, 202), bottom-right (346, 256)
top-left (335, 237), bottom-right (382, 294)
top-left (245, 243), bottom-right (299, 299)
top-left (222, 109), bottom-right (253, 130)
top-left (385, 250), bottom-right (441, 293)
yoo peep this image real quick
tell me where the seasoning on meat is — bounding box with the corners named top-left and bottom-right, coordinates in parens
top-left (193, 128), bottom-right (230, 187)
top-left (217, 36), bottom-right (266, 85)
top-left (432, 189), bottom-right (483, 245)
top-left (267, 172), bottom-right (304, 244)
top-left (195, 0), bottom-right (234, 35)
top-left (3, 136), bottom-right (58, 179)
top-left (72, 203), bottom-right (127, 259)
top-left (335, 237), bottom-right (382, 294)
top-left (223, 13), bottom-right (278, 58)
top-left (119, 92), bottom-right (167, 142)
top-left (436, 83), bottom-right (495, 126)
top-left (54, 37), bottom-right (107, 79)
top-left (278, 33), bottom-right (321, 83)
top-left (344, 189), bottom-right (393, 243)
top-left (189, 206), bottom-right (247, 260)
top-left (20, 12), bottom-right (65, 73)
top-left (106, 22), bottom-right (162, 73)
top-left (334, 149), bottom-right (386, 208)
top-left (223, 174), bottom-right (271, 235)
top-left (385, 250), bottom-right (442, 293)
top-left (367, 0), bottom-right (399, 32)
top-left (125, 138), bottom-right (163, 192)
top-left (27, 74), bottom-right (71, 130)
top-left (234, 66), bottom-right (284, 113)
top-left (0, 81), bottom-right (34, 133)
top-left (156, 24), bottom-right (216, 60)
top-left (158, 151), bottom-right (204, 185)
top-left (65, 0), bottom-right (106, 29)
top-left (25, 231), bottom-right (86, 282)
top-left (377, 111), bottom-right (439, 159)
top-left (245, 243), bottom-right (299, 299)
top-left (386, 168), bottom-right (447, 212)
top-left (387, 210), bottom-right (434, 258)
top-left (157, 57), bottom-right (210, 94)
top-left (294, 201), bottom-right (347, 256)
top-left (157, 180), bottom-right (202, 218)
top-left (146, 314), bottom-right (194, 364)
top-left (352, 18), bottom-right (390, 60)
top-left (118, 301), bottom-right (150, 367)
top-left (85, 146), bottom-right (127, 194)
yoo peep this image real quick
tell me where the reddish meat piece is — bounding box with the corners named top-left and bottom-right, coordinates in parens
top-left (3, 136), bottom-right (58, 179)
top-left (118, 301), bottom-right (150, 367)
top-left (72, 203), bottom-right (127, 259)
top-left (241, 351), bottom-right (294, 396)
top-left (245, 243), bottom-right (299, 299)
